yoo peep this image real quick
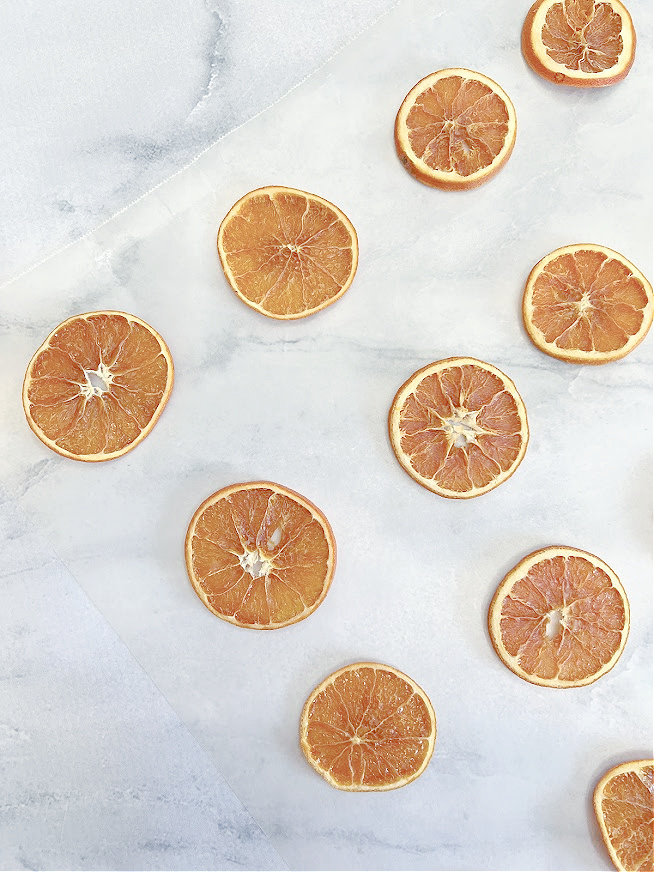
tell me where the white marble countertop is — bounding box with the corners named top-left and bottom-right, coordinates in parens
top-left (1, 1), bottom-right (652, 869)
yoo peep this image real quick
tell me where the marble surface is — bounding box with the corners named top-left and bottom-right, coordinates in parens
top-left (0, 0), bottom-right (397, 285)
top-left (1, 0), bottom-right (652, 869)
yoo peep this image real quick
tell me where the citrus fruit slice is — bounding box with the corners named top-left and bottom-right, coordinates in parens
top-left (394, 68), bottom-right (517, 190)
top-left (185, 482), bottom-right (336, 629)
top-left (594, 760), bottom-right (654, 872)
top-left (523, 244), bottom-right (653, 364)
top-left (217, 186), bottom-right (358, 319)
top-left (522, 0), bottom-right (636, 87)
top-left (388, 357), bottom-right (529, 498)
top-left (300, 662), bottom-right (436, 792)
top-left (22, 311), bottom-right (174, 462)
top-left (488, 546), bottom-right (630, 688)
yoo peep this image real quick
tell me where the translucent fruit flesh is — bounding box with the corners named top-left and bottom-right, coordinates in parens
top-left (405, 76), bottom-right (510, 177)
top-left (186, 483), bottom-right (335, 629)
top-left (542, 1), bottom-right (623, 73)
top-left (301, 663), bottom-right (436, 791)
top-left (390, 359), bottom-right (528, 498)
top-left (23, 312), bottom-right (173, 461)
top-left (489, 548), bottom-right (629, 687)
top-left (595, 761), bottom-right (654, 872)
top-left (218, 187), bottom-right (357, 319)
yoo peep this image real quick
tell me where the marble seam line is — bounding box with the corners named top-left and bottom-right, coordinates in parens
top-left (0, 0), bottom-right (401, 292)
top-left (1, 490), bottom-right (289, 870)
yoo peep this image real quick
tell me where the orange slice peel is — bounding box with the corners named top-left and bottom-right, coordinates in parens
top-left (395, 68), bottom-right (517, 190)
top-left (185, 481), bottom-right (336, 629)
top-left (300, 662), bottom-right (436, 791)
top-left (217, 186), bottom-right (358, 319)
top-left (488, 546), bottom-right (630, 688)
top-left (22, 311), bottom-right (174, 462)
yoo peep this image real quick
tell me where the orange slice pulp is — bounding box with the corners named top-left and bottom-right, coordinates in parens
top-left (395, 68), bottom-right (517, 189)
top-left (22, 311), bottom-right (174, 461)
top-left (389, 357), bottom-right (529, 498)
top-left (488, 546), bottom-right (630, 687)
top-left (217, 186), bottom-right (358, 319)
top-left (300, 662), bottom-right (436, 791)
top-left (185, 481), bottom-right (336, 629)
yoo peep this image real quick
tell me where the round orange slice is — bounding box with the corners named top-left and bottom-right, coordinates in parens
top-left (22, 311), bottom-right (174, 461)
top-left (488, 546), bottom-right (630, 688)
top-left (217, 186), bottom-right (358, 319)
top-left (522, 0), bottom-right (636, 88)
top-left (300, 662), bottom-right (436, 792)
top-left (388, 357), bottom-right (529, 498)
top-left (185, 481), bottom-right (336, 629)
top-left (394, 68), bottom-right (517, 190)
top-left (594, 759), bottom-right (654, 872)
top-left (523, 244), bottom-right (653, 364)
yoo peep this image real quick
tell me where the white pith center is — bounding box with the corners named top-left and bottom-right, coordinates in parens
top-left (80, 362), bottom-right (113, 399)
top-left (545, 607), bottom-right (565, 640)
top-left (578, 292), bottom-right (592, 314)
top-left (442, 408), bottom-right (485, 448)
top-left (239, 549), bottom-right (274, 579)
top-left (238, 526), bottom-right (283, 579)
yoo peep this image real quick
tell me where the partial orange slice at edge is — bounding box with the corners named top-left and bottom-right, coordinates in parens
top-left (217, 186), bottom-right (358, 320)
top-left (22, 311), bottom-right (174, 462)
top-left (395, 68), bottom-right (517, 190)
top-left (523, 243), bottom-right (653, 364)
top-left (300, 661), bottom-right (436, 791)
top-left (488, 546), bottom-right (630, 688)
top-left (389, 357), bottom-right (529, 498)
top-left (185, 481), bottom-right (336, 629)
top-left (522, 0), bottom-right (636, 88)
top-left (593, 759), bottom-right (654, 872)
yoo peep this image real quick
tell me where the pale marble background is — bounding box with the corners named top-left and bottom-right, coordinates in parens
top-left (0, 0), bottom-right (396, 285)
top-left (1, 0), bottom-right (652, 869)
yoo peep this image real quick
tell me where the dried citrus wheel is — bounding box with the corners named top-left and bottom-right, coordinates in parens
top-left (185, 481), bottom-right (336, 629)
top-left (488, 546), bottom-right (630, 688)
top-left (388, 357), bottom-right (528, 498)
top-left (594, 760), bottom-right (654, 872)
top-left (522, 0), bottom-right (636, 88)
top-left (217, 186), bottom-right (358, 319)
top-left (300, 662), bottom-right (436, 792)
top-left (523, 244), bottom-right (653, 364)
top-left (394, 68), bottom-right (517, 190)
top-left (22, 311), bottom-right (173, 462)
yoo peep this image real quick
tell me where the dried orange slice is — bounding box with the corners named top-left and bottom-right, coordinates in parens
top-left (185, 482), bottom-right (336, 629)
top-left (522, 0), bottom-right (636, 88)
top-left (217, 186), bottom-right (358, 319)
top-left (594, 760), bottom-right (654, 872)
top-left (300, 662), bottom-right (436, 792)
top-left (22, 311), bottom-right (173, 461)
top-left (488, 546), bottom-right (630, 688)
top-left (394, 68), bottom-right (517, 190)
top-left (388, 358), bottom-right (529, 498)
top-left (523, 244), bottom-right (653, 364)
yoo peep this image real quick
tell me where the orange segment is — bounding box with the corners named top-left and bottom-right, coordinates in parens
top-left (217, 186), bottom-right (358, 319)
top-left (594, 760), bottom-right (654, 872)
top-left (523, 244), bottom-right (653, 364)
top-left (394, 69), bottom-right (517, 189)
top-left (522, 0), bottom-right (636, 87)
top-left (388, 357), bottom-right (529, 498)
top-left (185, 482), bottom-right (336, 629)
top-left (300, 662), bottom-right (436, 791)
top-left (22, 311), bottom-right (174, 461)
top-left (488, 546), bottom-right (630, 687)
